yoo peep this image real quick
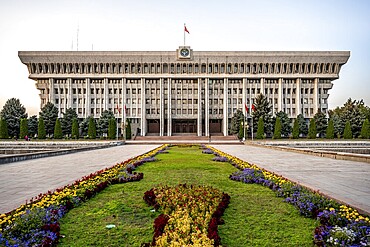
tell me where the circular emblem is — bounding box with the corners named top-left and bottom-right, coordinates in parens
top-left (180, 48), bottom-right (190, 57)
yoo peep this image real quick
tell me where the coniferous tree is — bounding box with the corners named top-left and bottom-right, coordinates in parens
top-left (343, 121), bottom-right (353, 139)
top-left (297, 114), bottom-right (308, 137)
top-left (39, 102), bottom-right (58, 137)
top-left (230, 110), bottom-right (244, 135)
top-left (0, 118), bottom-right (9, 139)
top-left (275, 111), bottom-right (291, 137)
top-left (54, 118), bottom-right (63, 139)
top-left (326, 119), bottom-right (335, 139)
top-left (79, 117), bottom-right (90, 137)
top-left (61, 108), bottom-right (78, 136)
top-left (308, 118), bottom-right (317, 139)
top-left (0, 98), bottom-right (27, 138)
top-left (19, 118), bottom-right (28, 139)
top-left (126, 119), bottom-right (132, 139)
top-left (252, 94), bottom-right (273, 136)
top-left (88, 117), bottom-right (97, 139)
top-left (360, 119), bottom-right (369, 139)
top-left (38, 117), bottom-right (46, 139)
top-left (273, 117), bottom-right (282, 139)
top-left (313, 111), bottom-right (327, 138)
top-left (292, 119), bottom-right (299, 139)
top-left (238, 121), bottom-right (244, 140)
top-left (256, 117), bottom-right (265, 139)
top-left (28, 115), bottom-right (38, 138)
top-left (108, 118), bottom-right (117, 139)
top-left (97, 110), bottom-right (115, 137)
top-left (71, 118), bottom-right (79, 139)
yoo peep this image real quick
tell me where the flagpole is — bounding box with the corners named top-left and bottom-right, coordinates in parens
top-left (184, 23), bottom-right (186, 46)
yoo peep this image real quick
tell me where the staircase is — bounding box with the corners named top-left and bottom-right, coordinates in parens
top-left (127, 135), bottom-right (242, 145)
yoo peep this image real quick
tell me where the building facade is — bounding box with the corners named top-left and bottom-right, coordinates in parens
top-left (18, 47), bottom-right (350, 136)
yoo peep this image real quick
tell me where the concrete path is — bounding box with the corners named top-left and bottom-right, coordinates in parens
top-left (212, 144), bottom-right (370, 215)
top-left (0, 145), bottom-right (160, 214)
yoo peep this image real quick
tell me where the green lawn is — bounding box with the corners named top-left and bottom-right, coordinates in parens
top-left (58, 145), bottom-right (316, 246)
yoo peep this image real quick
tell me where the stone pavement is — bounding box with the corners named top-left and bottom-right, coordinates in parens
top-left (0, 145), bottom-right (160, 214)
top-left (212, 144), bottom-right (370, 215)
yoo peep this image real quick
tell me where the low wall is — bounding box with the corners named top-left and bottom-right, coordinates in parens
top-left (251, 140), bottom-right (370, 164)
top-left (0, 141), bottom-right (124, 165)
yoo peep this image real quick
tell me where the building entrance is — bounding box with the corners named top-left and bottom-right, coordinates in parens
top-left (173, 119), bottom-right (197, 134)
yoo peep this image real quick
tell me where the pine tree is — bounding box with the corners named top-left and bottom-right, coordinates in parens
top-left (0, 118), bottom-right (9, 139)
top-left (256, 117), bottom-right (264, 139)
top-left (39, 102), bottom-right (58, 137)
top-left (88, 117), bottom-right (97, 139)
top-left (28, 115), bottom-right (38, 138)
top-left (360, 119), bottom-right (369, 139)
top-left (61, 108), bottom-right (78, 136)
top-left (308, 118), bottom-right (317, 139)
top-left (275, 111), bottom-right (291, 137)
top-left (108, 118), bottom-right (117, 139)
top-left (343, 121), bottom-right (353, 139)
top-left (54, 118), bottom-right (63, 139)
top-left (126, 119), bottom-right (132, 140)
top-left (71, 118), bottom-right (79, 139)
top-left (230, 110), bottom-right (244, 135)
top-left (19, 118), bottom-right (28, 139)
top-left (313, 111), bottom-right (327, 138)
top-left (97, 110), bottom-right (115, 137)
top-left (273, 117), bottom-right (282, 139)
top-left (252, 94), bottom-right (273, 136)
top-left (292, 119), bottom-right (299, 139)
top-left (0, 98), bottom-right (27, 138)
top-left (326, 119), bottom-right (335, 139)
top-left (238, 121), bottom-right (244, 140)
top-left (38, 117), bottom-right (46, 139)
top-left (297, 114), bottom-right (308, 137)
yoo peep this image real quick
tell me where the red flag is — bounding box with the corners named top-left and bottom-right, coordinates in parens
top-left (184, 25), bottom-right (190, 34)
top-left (115, 104), bottom-right (121, 114)
top-left (252, 104), bottom-right (256, 111)
top-left (244, 104), bottom-right (249, 113)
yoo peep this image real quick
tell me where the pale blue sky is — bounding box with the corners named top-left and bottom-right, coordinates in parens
top-left (0, 0), bottom-right (369, 115)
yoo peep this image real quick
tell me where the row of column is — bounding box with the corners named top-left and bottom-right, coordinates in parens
top-left (47, 76), bottom-right (320, 136)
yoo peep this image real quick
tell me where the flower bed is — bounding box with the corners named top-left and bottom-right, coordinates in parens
top-left (207, 146), bottom-right (370, 247)
top-left (0, 144), bottom-right (168, 247)
top-left (143, 184), bottom-right (230, 246)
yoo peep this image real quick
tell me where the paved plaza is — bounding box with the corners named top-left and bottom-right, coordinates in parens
top-left (0, 143), bottom-right (369, 216)
top-left (212, 144), bottom-right (370, 215)
top-left (0, 145), bottom-right (160, 214)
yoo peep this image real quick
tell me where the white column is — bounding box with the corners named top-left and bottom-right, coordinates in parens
top-left (197, 78), bottom-right (202, 136)
top-left (313, 78), bottom-right (319, 114)
top-left (67, 78), bottom-right (72, 109)
top-left (140, 78), bottom-right (146, 136)
top-left (159, 78), bottom-right (164, 136)
top-left (296, 78), bottom-right (301, 117)
top-left (85, 78), bottom-right (90, 118)
top-left (167, 78), bottom-right (172, 136)
top-left (277, 78), bottom-right (282, 113)
top-left (223, 78), bottom-right (228, 136)
top-left (205, 78), bottom-right (209, 136)
top-left (242, 78), bottom-right (246, 116)
top-left (260, 77), bottom-right (265, 95)
top-left (121, 78), bottom-right (126, 138)
top-left (104, 78), bottom-right (108, 111)
top-left (48, 78), bottom-right (54, 104)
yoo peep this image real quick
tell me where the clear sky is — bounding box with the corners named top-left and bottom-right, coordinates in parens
top-left (0, 0), bottom-right (369, 116)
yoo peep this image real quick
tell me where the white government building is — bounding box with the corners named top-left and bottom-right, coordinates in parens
top-left (18, 47), bottom-right (349, 137)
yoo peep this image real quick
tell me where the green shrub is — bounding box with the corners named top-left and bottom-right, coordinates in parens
top-left (273, 117), bottom-right (282, 139)
top-left (360, 119), bottom-right (369, 139)
top-left (108, 118), bottom-right (117, 140)
top-left (292, 119), bottom-right (299, 139)
top-left (0, 118), bottom-right (9, 139)
top-left (256, 117), bottom-right (264, 139)
top-left (326, 119), bottom-right (335, 139)
top-left (308, 118), bottom-right (317, 139)
top-left (71, 118), bottom-right (79, 139)
top-left (126, 119), bottom-right (132, 140)
top-left (343, 121), bottom-right (353, 139)
top-left (54, 119), bottom-right (63, 139)
top-left (38, 117), bottom-right (46, 139)
top-left (19, 118), bottom-right (28, 139)
top-left (88, 117), bottom-right (96, 139)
